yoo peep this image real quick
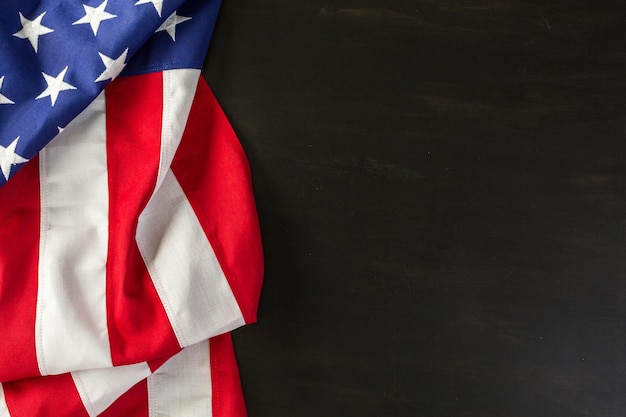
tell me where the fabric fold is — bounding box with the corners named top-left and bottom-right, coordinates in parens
top-left (0, 2), bottom-right (263, 412)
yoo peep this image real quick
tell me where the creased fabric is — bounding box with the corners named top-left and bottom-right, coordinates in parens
top-left (0, 1), bottom-right (263, 415)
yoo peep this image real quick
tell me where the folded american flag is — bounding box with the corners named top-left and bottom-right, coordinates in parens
top-left (0, 0), bottom-right (264, 415)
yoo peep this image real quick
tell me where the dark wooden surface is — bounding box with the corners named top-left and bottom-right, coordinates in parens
top-left (203, 2), bottom-right (626, 416)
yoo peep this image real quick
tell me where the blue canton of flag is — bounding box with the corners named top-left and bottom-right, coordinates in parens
top-left (0, 0), bottom-right (221, 185)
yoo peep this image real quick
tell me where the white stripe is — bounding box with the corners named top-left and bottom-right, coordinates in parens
top-left (36, 92), bottom-right (112, 375)
top-left (136, 170), bottom-right (245, 347)
top-left (148, 341), bottom-right (212, 417)
top-left (0, 385), bottom-right (10, 417)
top-left (154, 68), bottom-right (199, 191)
top-left (72, 362), bottom-right (152, 417)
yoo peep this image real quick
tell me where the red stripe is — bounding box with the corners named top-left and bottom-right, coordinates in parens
top-left (99, 379), bottom-right (149, 417)
top-left (3, 374), bottom-right (89, 417)
top-left (0, 158), bottom-right (41, 381)
top-left (147, 355), bottom-right (173, 373)
top-left (105, 73), bottom-right (180, 366)
top-left (210, 333), bottom-right (248, 417)
top-left (171, 78), bottom-right (264, 324)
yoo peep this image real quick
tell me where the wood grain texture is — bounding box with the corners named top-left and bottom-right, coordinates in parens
top-left (203, 1), bottom-right (626, 416)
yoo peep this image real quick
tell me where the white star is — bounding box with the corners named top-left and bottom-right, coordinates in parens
top-left (156, 11), bottom-right (191, 41)
top-left (73, 0), bottom-right (117, 36)
top-left (0, 137), bottom-right (29, 181)
top-left (36, 66), bottom-right (77, 107)
top-left (0, 77), bottom-right (14, 105)
top-left (95, 48), bottom-right (129, 82)
top-left (13, 12), bottom-right (54, 53)
top-left (135, 0), bottom-right (164, 17)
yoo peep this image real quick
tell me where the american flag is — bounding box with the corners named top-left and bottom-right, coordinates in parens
top-left (0, 0), bottom-right (264, 415)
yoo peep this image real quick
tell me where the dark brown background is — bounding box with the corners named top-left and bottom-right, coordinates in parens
top-left (203, 1), bottom-right (626, 416)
